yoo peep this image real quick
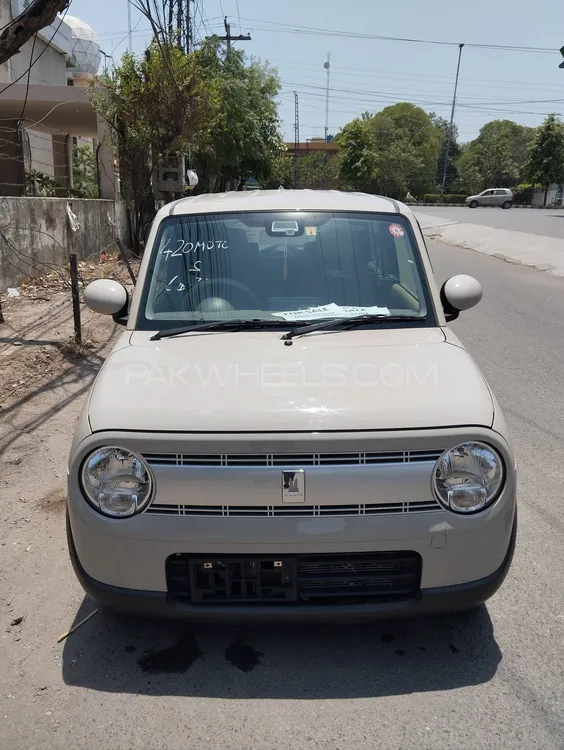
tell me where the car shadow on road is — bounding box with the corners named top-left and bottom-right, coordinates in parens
top-left (61, 598), bottom-right (501, 699)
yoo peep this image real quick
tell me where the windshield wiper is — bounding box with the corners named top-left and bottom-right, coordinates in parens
top-left (280, 314), bottom-right (426, 341)
top-left (150, 319), bottom-right (294, 341)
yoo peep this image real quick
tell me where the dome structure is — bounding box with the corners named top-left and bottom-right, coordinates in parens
top-left (65, 15), bottom-right (101, 76)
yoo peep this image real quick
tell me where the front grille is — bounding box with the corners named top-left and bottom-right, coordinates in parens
top-left (143, 449), bottom-right (443, 468)
top-left (146, 499), bottom-right (442, 517)
top-left (166, 552), bottom-right (422, 605)
top-left (298, 553), bottom-right (421, 600)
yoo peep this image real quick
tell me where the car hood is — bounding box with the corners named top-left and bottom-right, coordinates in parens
top-left (87, 328), bottom-right (494, 433)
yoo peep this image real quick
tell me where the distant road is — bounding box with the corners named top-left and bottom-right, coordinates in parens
top-left (415, 206), bottom-right (564, 240)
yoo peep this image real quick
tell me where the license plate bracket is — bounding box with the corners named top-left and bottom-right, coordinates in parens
top-left (188, 556), bottom-right (298, 603)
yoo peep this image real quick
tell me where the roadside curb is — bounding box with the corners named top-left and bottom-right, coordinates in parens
top-left (416, 213), bottom-right (564, 279)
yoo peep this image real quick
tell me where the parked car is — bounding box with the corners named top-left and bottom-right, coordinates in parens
top-left (67, 190), bottom-right (517, 621)
top-left (465, 188), bottom-right (514, 209)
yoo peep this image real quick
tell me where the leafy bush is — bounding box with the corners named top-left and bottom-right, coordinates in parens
top-left (513, 182), bottom-right (538, 204)
top-left (422, 193), bottom-right (467, 204)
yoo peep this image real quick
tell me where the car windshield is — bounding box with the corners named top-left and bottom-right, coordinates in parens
top-left (136, 210), bottom-right (435, 330)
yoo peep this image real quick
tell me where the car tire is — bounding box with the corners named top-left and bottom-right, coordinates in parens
top-left (501, 201), bottom-right (512, 209)
top-left (469, 200), bottom-right (479, 208)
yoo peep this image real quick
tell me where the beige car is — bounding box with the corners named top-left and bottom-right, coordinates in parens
top-left (465, 188), bottom-right (514, 209)
top-left (67, 190), bottom-right (517, 621)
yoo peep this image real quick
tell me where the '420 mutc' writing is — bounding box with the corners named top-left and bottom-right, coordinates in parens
top-left (160, 239), bottom-right (229, 259)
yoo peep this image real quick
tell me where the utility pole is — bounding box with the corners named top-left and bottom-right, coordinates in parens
top-left (186, 0), bottom-right (193, 53)
top-left (294, 91), bottom-right (300, 189)
top-left (324, 51), bottom-right (331, 143)
top-left (323, 51), bottom-right (331, 189)
top-left (215, 16), bottom-right (251, 50)
top-left (440, 43), bottom-right (464, 202)
top-left (127, 0), bottom-right (133, 52)
top-left (176, 0), bottom-right (183, 49)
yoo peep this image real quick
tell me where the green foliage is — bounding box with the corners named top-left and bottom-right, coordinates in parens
top-left (457, 120), bottom-right (536, 193)
top-left (337, 104), bottom-right (440, 198)
top-left (298, 151), bottom-right (340, 190)
top-left (429, 112), bottom-right (460, 189)
top-left (337, 118), bottom-right (379, 192)
top-left (525, 114), bottom-right (564, 205)
top-left (262, 150), bottom-right (294, 189)
top-left (25, 170), bottom-right (62, 197)
top-left (193, 41), bottom-right (283, 192)
top-left (72, 144), bottom-right (98, 198)
top-left (371, 103), bottom-right (441, 197)
top-left (423, 194), bottom-right (466, 204)
top-left (91, 42), bottom-right (219, 250)
top-left (513, 182), bottom-right (539, 204)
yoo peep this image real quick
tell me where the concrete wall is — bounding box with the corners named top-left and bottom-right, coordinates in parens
top-left (8, 37), bottom-right (68, 85)
top-left (0, 198), bottom-right (129, 290)
top-left (531, 185), bottom-right (563, 207)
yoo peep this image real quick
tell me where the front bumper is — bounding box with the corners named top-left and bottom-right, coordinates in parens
top-left (67, 426), bottom-right (517, 619)
top-left (68, 511), bottom-right (517, 621)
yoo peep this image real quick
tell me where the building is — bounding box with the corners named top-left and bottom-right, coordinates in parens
top-left (286, 138), bottom-right (340, 159)
top-left (0, 1), bottom-right (116, 198)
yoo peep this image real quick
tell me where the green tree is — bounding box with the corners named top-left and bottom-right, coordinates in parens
top-left (337, 105), bottom-right (441, 198)
top-left (525, 114), bottom-right (564, 206)
top-left (193, 41), bottom-right (283, 192)
top-left (297, 151), bottom-right (340, 190)
top-left (72, 144), bottom-right (98, 198)
top-left (457, 120), bottom-right (536, 193)
top-left (262, 150), bottom-right (293, 189)
top-left (429, 113), bottom-right (461, 189)
top-left (337, 118), bottom-right (379, 192)
top-left (370, 103), bottom-right (441, 197)
top-left (91, 43), bottom-right (218, 252)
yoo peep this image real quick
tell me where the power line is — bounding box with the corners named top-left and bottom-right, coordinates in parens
top-left (237, 17), bottom-right (559, 55)
top-left (274, 61), bottom-right (564, 101)
top-left (279, 81), bottom-right (564, 117)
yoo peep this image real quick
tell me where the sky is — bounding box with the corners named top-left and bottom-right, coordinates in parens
top-left (69, 0), bottom-right (564, 144)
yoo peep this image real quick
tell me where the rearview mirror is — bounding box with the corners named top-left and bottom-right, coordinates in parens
top-left (84, 279), bottom-right (129, 325)
top-left (440, 274), bottom-right (482, 322)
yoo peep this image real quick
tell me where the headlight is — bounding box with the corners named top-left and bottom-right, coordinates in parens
top-left (433, 442), bottom-right (504, 514)
top-left (81, 447), bottom-right (153, 518)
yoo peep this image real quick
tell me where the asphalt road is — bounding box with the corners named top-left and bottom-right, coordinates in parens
top-left (2, 242), bottom-right (564, 749)
top-left (417, 206), bottom-right (564, 240)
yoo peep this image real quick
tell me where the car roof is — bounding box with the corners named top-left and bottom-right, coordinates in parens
top-left (158, 189), bottom-right (410, 218)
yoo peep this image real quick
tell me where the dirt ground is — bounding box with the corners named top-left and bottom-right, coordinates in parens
top-left (0, 260), bottom-right (131, 745)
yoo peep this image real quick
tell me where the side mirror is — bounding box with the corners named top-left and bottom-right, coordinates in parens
top-left (440, 274), bottom-right (482, 322)
top-left (83, 279), bottom-right (129, 326)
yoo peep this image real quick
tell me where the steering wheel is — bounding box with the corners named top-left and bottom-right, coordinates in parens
top-left (187, 278), bottom-right (261, 310)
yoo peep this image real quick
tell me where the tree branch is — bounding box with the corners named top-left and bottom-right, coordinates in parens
top-left (0, 0), bottom-right (70, 66)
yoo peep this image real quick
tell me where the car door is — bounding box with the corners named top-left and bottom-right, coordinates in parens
top-left (479, 190), bottom-right (495, 206)
top-left (493, 190), bottom-right (507, 206)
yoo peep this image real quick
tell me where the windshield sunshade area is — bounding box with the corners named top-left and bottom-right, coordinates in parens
top-left (136, 211), bottom-right (435, 330)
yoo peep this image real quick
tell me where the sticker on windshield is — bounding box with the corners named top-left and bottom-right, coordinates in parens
top-left (272, 303), bottom-right (390, 321)
top-left (305, 226), bottom-right (317, 236)
top-left (388, 223), bottom-right (405, 238)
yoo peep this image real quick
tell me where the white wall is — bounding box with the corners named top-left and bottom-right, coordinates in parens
top-left (531, 185), bottom-right (563, 207)
top-left (7, 37), bottom-right (68, 85)
top-left (24, 130), bottom-right (56, 178)
top-left (0, 0), bottom-right (68, 85)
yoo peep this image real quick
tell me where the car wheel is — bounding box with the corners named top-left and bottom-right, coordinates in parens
top-left (469, 200), bottom-right (478, 208)
top-left (501, 201), bottom-right (512, 209)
